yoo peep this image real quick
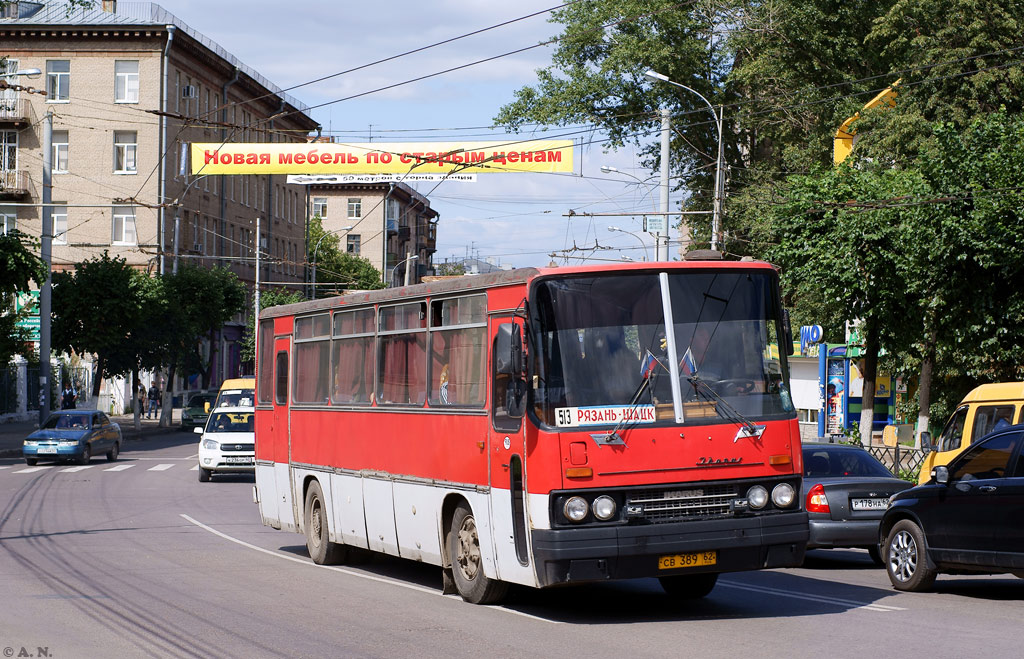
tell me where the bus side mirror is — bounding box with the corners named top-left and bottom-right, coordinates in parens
top-left (496, 324), bottom-right (523, 376)
top-left (205, 402), bottom-right (211, 414)
top-left (782, 309), bottom-right (795, 355)
top-left (920, 431), bottom-right (932, 452)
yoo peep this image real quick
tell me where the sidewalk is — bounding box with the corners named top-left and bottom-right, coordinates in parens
top-left (0, 409), bottom-right (185, 458)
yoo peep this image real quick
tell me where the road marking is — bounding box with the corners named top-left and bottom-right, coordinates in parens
top-left (190, 465), bottom-right (199, 470)
top-left (61, 465), bottom-right (96, 473)
top-left (718, 580), bottom-right (906, 612)
top-left (148, 464), bottom-right (175, 471)
top-left (13, 466), bottom-right (52, 474)
top-left (105, 464), bottom-right (135, 472)
top-left (180, 514), bottom-right (560, 624)
top-left (0, 465), bottom-right (11, 470)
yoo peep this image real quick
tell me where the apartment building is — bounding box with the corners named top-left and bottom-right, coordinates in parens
top-left (1, 1), bottom-right (317, 382)
top-left (308, 181), bottom-right (438, 287)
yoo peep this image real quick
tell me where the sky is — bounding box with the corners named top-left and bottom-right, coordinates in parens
top-left (158, 0), bottom-right (665, 268)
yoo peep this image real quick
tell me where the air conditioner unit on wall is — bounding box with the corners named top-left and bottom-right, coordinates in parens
top-left (181, 85), bottom-right (198, 99)
top-left (193, 243), bottom-right (202, 253)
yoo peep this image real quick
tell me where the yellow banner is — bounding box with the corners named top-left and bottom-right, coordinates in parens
top-left (190, 140), bottom-right (574, 175)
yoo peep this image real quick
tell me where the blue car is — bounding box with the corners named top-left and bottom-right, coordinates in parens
top-left (23, 410), bottom-right (122, 465)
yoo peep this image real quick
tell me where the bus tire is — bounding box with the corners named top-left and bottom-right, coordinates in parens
top-left (448, 503), bottom-right (508, 604)
top-left (659, 572), bottom-right (718, 599)
top-left (304, 480), bottom-right (345, 565)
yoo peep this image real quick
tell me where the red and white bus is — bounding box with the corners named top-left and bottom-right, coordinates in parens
top-left (254, 259), bottom-right (808, 603)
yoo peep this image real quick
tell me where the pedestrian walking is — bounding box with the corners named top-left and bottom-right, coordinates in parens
top-left (147, 383), bottom-right (160, 419)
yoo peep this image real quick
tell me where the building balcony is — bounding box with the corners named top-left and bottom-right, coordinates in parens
top-left (0, 170), bottom-right (29, 198)
top-left (398, 225), bottom-right (411, 241)
top-left (386, 219), bottom-right (398, 234)
top-left (0, 97), bottom-right (29, 124)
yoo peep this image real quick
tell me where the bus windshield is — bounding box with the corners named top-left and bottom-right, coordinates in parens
top-left (531, 270), bottom-right (794, 427)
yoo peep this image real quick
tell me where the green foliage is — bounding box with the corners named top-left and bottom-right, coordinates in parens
top-left (309, 215), bottom-right (384, 293)
top-left (0, 230), bottom-right (46, 298)
top-left (239, 288), bottom-right (305, 364)
top-left (436, 261), bottom-right (467, 276)
top-left (51, 252), bottom-right (150, 396)
top-left (159, 266), bottom-right (246, 387)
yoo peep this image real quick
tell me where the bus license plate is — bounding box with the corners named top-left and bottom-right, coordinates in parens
top-left (851, 498), bottom-right (887, 511)
top-left (658, 551), bottom-right (717, 570)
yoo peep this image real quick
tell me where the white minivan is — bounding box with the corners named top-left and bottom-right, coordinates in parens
top-left (195, 406), bottom-right (255, 482)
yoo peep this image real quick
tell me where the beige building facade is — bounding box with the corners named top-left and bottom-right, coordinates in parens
top-left (1, 1), bottom-right (318, 383)
top-left (308, 181), bottom-right (438, 288)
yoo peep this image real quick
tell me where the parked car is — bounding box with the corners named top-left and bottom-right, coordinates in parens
top-left (195, 406), bottom-right (255, 482)
top-left (802, 442), bottom-right (912, 564)
top-left (23, 410), bottom-right (122, 465)
top-left (180, 391), bottom-right (216, 430)
top-left (880, 425), bottom-right (1024, 591)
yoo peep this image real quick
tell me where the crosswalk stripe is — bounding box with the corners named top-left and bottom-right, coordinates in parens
top-left (13, 466), bottom-right (52, 474)
top-left (148, 464), bottom-right (175, 471)
top-left (104, 464), bottom-right (135, 472)
top-left (0, 465), bottom-right (10, 470)
top-left (190, 465), bottom-right (199, 470)
top-left (61, 465), bottom-right (95, 473)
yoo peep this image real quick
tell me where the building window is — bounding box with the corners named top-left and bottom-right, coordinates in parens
top-left (312, 197), bottom-right (327, 219)
top-left (114, 60), bottom-right (139, 103)
top-left (52, 130), bottom-right (69, 173)
top-left (347, 198), bottom-right (361, 219)
top-left (52, 205), bottom-right (68, 244)
top-left (113, 131), bottom-right (137, 173)
top-left (346, 234), bottom-right (361, 255)
top-left (1, 129), bottom-right (17, 171)
top-left (112, 206), bottom-right (137, 245)
top-left (798, 409), bottom-right (818, 424)
top-left (46, 60), bottom-right (70, 102)
top-left (0, 207), bottom-right (15, 234)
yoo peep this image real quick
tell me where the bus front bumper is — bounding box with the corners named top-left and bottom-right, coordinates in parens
top-left (530, 511), bottom-right (808, 587)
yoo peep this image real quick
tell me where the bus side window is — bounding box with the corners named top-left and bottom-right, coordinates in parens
top-left (492, 323), bottom-right (524, 431)
top-left (275, 351), bottom-right (288, 406)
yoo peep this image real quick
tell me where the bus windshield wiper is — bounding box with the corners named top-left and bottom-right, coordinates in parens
top-left (686, 375), bottom-right (764, 442)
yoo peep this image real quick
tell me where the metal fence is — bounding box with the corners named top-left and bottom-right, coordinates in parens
top-left (867, 445), bottom-right (926, 477)
top-left (0, 366), bottom-right (16, 414)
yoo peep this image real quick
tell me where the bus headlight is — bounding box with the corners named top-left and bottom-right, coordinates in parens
top-left (772, 483), bottom-right (796, 508)
top-left (747, 485), bottom-right (768, 510)
top-left (564, 496), bottom-right (588, 522)
top-left (592, 495), bottom-right (617, 521)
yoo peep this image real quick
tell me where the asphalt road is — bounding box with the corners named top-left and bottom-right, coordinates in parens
top-left (1, 433), bottom-right (1021, 659)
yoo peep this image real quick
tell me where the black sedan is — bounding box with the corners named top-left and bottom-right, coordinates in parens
top-left (802, 442), bottom-right (912, 564)
top-left (880, 424), bottom-right (1024, 591)
top-left (22, 410), bottom-right (122, 465)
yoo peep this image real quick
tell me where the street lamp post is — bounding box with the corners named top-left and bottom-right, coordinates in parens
top-left (644, 69), bottom-right (724, 252)
top-left (390, 254), bottom-right (418, 288)
top-left (607, 225), bottom-right (649, 261)
top-left (311, 225), bottom-right (353, 299)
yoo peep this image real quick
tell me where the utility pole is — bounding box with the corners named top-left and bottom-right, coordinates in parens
top-left (711, 105), bottom-right (724, 252)
top-left (38, 111), bottom-right (53, 426)
top-left (657, 107), bottom-right (670, 261)
top-left (254, 215), bottom-right (261, 376)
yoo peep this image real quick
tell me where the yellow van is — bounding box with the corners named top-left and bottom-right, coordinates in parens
top-left (919, 382), bottom-right (1024, 484)
top-left (205, 376), bottom-right (256, 413)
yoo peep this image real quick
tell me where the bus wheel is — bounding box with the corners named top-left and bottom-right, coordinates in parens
top-left (659, 573), bottom-right (718, 599)
top-left (448, 503), bottom-right (508, 604)
top-left (304, 480), bottom-right (345, 565)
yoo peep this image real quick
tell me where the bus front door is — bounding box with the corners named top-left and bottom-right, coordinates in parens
top-left (272, 338), bottom-right (298, 532)
top-left (489, 315), bottom-right (533, 584)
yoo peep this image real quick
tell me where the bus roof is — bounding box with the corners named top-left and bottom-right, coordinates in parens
top-left (260, 259), bottom-right (776, 320)
top-left (961, 382), bottom-right (1024, 403)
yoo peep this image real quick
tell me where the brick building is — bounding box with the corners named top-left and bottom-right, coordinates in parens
top-left (1, 1), bottom-right (317, 387)
top-left (307, 180), bottom-right (438, 288)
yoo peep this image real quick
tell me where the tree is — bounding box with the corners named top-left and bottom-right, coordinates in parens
top-left (436, 261), bottom-right (467, 276)
top-left (156, 266), bottom-right (246, 424)
top-left (239, 288), bottom-right (305, 366)
top-left (494, 0), bottom-right (737, 246)
top-left (308, 215), bottom-right (384, 294)
top-left (0, 230), bottom-right (46, 363)
top-left (51, 252), bottom-right (149, 398)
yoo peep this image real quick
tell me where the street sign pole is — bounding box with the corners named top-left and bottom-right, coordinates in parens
top-left (39, 111), bottom-right (53, 426)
